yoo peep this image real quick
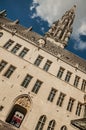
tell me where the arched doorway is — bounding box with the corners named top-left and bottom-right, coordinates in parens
top-left (6, 95), bottom-right (32, 128)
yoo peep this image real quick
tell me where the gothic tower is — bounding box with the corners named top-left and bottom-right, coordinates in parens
top-left (45, 5), bottom-right (76, 48)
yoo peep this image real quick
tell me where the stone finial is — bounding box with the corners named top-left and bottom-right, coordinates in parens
top-left (13, 19), bottom-right (19, 24)
top-left (72, 5), bottom-right (76, 11)
top-left (22, 26), bottom-right (32, 34)
top-left (27, 26), bottom-right (32, 31)
top-left (0, 10), bottom-right (7, 17)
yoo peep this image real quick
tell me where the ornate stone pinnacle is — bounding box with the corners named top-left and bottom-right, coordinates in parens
top-left (45, 5), bottom-right (76, 48)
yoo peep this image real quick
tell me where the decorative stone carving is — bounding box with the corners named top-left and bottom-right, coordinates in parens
top-left (45, 5), bottom-right (76, 48)
top-left (37, 38), bottom-right (46, 48)
top-left (15, 97), bottom-right (31, 111)
top-left (0, 10), bottom-right (7, 17)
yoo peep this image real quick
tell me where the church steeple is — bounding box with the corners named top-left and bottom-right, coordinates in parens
top-left (45, 5), bottom-right (76, 48)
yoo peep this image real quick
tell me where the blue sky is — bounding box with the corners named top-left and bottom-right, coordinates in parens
top-left (0, 0), bottom-right (86, 60)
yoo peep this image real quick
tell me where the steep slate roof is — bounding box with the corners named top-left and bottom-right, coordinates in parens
top-left (0, 16), bottom-right (86, 74)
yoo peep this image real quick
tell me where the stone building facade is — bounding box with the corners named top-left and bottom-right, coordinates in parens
top-left (0, 6), bottom-right (86, 130)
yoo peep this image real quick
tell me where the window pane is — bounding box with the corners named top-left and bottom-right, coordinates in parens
top-left (73, 76), bottom-right (80, 87)
top-left (76, 102), bottom-right (82, 116)
top-left (43, 60), bottom-right (52, 71)
top-left (34, 55), bottom-right (43, 66)
top-left (47, 120), bottom-right (56, 130)
top-left (57, 92), bottom-right (65, 107)
top-left (48, 88), bottom-right (57, 102)
top-left (65, 71), bottom-right (72, 82)
top-left (0, 32), bottom-right (3, 37)
top-left (21, 74), bottom-right (33, 88)
top-left (0, 60), bottom-right (7, 72)
top-left (81, 79), bottom-right (86, 92)
top-left (4, 65), bottom-right (16, 78)
top-left (3, 39), bottom-right (14, 49)
top-left (11, 43), bottom-right (21, 54)
top-left (67, 98), bottom-right (75, 112)
top-left (61, 125), bottom-right (67, 130)
top-left (35, 115), bottom-right (46, 130)
top-left (57, 67), bottom-right (65, 79)
top-left (19, 47), bottom-right (29, 58)
top-left (32, 80), bottom-right (42, 94)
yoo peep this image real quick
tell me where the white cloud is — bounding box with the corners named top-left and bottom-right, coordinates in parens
top-left (78, 22), bottom-right (86, 35)
top-left (30, 13), bottom-right (37, 19)
top-left (30, 5), bottom-right (34, 11)
top-left (30, 0), bottom-right (86, 50)
top-left (74, 41), bottom-right (86, 50)
top-left (74, 21), bottom-right (86, 50)
top-left (41, 27), bottom-right (45, 32)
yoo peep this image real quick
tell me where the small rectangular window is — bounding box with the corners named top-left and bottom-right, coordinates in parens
top-left (73, 75), bottom-right (80, 87)
top-left (32, 80), bottom-right (42, 94)
top-left (65, 71), bottom-right (72, 82)
top-left (0, 60), bottom-right (7, 72)
top-left (81, 79), bottom-right (86, 92)
top-left (43, 60), bottom-right (52, 72)
top-left (57, 92), bottom-right (66, 107)
top-left (11, 43), bottom-right (21, 54)
top-left (3, 39), bottom-right (14, 49)
top-left (4, 65), bottom-right (16, 78)
top-left (21, 74), bottom-right (33, 88)
top-left (67, 98), bottom-right (75, 112)
top-left (19, 47), bottom-right (29, 58)
top-left (76, 102), bottom-right (82, 116)
top-left (0, 32), bottom-right (3, 38)
top-left (48, 88), bottom-right (57, 102)
top-left (57, 67), bottom-right (65, 79)
top-left (34, 55), bottom-right (43, 66)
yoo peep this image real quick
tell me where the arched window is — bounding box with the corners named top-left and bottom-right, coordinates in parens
top-left (0, 32), bottom-right (3, 37)
top-left (35, 115), bottom-right (47, 130)
top-left (61, 125), bottom-right (67, 130)
top-left (47, 120), bottom-right (56, 130)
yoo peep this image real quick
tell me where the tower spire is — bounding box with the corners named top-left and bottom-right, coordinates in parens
top-left (45, 5), bottom-right (76, 48)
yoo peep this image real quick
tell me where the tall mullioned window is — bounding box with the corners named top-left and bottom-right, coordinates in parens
top-left (4, 65), bottom-right (16, 78)
top-left (73, 75), bottom-right (80, 87)
top-left (0, 60), bottom-right (7, 72)
top-left (32, 80), bottom-right (42, 94)
top-left (11, 43), bottom-right (21, 54)
top-left (35, 115), bottom-right (47, 130)
top-left (19, 47), bottom-right (29, 58)
top-left (76, 102), bottom-right (82, 116)
top-left (65, 71), bottom-right (72, 82)
top-left (47, 120), bottom-right (56, 130)
top-left (67, 98), bottom-right (75, 112)
top-left (81, 79), bottom-right (86, 92)
top-left (48, 88), bottom-right (57, 102)
top-left (61, 125), bottom-right (67, 130)
top-left (57, 92), bottom-right (66, 107)
top-left (43, 60), bottom-right (52, 72)
top-left (21, 74), bottom-right (33, 88)
top-left (34, 55), bottom-right (43, 66)
top-left (3, 39), bottom-right (14, 49)
top-left (57, 67), bottom-right (65, 79)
